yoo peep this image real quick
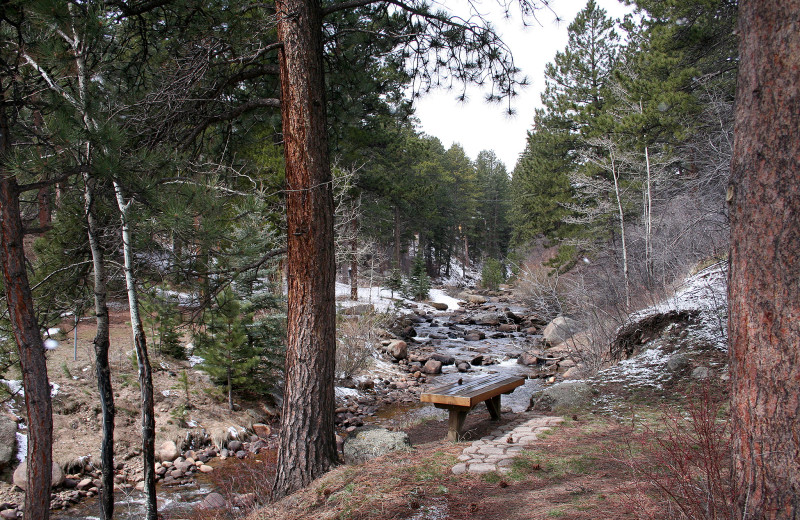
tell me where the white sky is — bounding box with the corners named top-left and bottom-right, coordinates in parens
top-left (412, 0), bottom-right (633, 171)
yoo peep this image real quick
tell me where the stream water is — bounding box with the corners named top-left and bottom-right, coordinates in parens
top-left (53, 302), bottom-right (543, 519)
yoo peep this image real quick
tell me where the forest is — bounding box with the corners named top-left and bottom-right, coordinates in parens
top-left (0, 0), bottom-right (797, 519)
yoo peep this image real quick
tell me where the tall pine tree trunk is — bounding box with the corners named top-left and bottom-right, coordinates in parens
top-left (0, 98), bottom-right (53, 520)
top-left (83, 173), bottom-right (115, 519)
top-left (272, 0), bottom-right (337, 499)
top-left (114, 182), bottom-right (158, 519)
top-left (729, 0), bottom-right (800, 517)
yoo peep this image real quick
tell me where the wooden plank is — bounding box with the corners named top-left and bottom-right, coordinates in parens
top-left (420, 375), bottom-right (525, 408)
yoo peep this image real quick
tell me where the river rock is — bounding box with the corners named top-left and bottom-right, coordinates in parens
top-left (199, 464), bottom-right (213, 473)
top-left (199, 492), bottom-right (226, 510)
top-left (464, 331), bottom-right (485, 341)
top-left (456, 362), bottom-right (471, 373)
top-left (429, 302), bottom-right (449, 311)
top-left (387, 340), bottom-right (408, 361)
top-left (542, 316), bottom-right (583, 345)
top-left (498, 323), bottom-right (519, 333)
top-left (470, 355), bottom-right (484, 366)
top-left (0, 416), bottom-right (17, 470)
top-left (422, 359), bottom-right (443, 375)
top-left (157, 440), bottom-right (180, 462)
top-left (343, 428), bottom-right (411, 464)
top-left (466, 294), bottom-right (487, 304)
top-left (530, 381), bottom-right (593, 412)
top-left (227, 440), bottom-right (243, 453)
top-left (429, 353), bottom-right (455, 365)
top-left (474, 313), bottom-right (502, 326)
top-left (13, 460), bottom-right (65, 490)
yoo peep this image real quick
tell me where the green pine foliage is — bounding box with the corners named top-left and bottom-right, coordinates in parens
top-left (481, 258), bottom-right (505, 291)
top-left (142, 287), bottom-right (185, 360)
top-left (194, 289), bottom-right (261, 410)
top-left (406, 254), bottom-right (431, 301)
top-left (384, 264), bottom-right (404, 298)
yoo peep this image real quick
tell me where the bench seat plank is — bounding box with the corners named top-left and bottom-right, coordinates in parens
top-left (420, 374), bottom-right (525, 408)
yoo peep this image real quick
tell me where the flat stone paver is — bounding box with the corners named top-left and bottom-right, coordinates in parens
top-left (451, 413), bottom-right (563, 475)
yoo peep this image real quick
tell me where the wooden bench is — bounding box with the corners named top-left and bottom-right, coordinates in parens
top-left (420, 374), bottom-right (525, 441)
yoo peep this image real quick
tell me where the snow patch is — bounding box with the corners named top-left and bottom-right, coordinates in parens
top-left (188, 355), bottom-right (204, 367)
top-left (1, 380), bottom-right (23, 396)
top-left (44, 338), bottom-right (59, 350)
top-left (47, 327), bottom-right (62, 336)
top-left (428, 288), bottom-right (461, 310)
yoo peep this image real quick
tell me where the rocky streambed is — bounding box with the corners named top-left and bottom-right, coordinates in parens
top-left (35, 290), bottom-right (573, 519)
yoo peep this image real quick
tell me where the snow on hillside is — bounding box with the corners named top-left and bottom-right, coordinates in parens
top-left (334, 283), bottom-right (462, 313)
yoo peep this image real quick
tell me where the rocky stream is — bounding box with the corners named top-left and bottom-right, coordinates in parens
top-left (45, 291), bottom-right (570, 519)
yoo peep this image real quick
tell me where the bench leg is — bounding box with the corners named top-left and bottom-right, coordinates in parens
top-left (447, 410), bottom-right (468, 442)
top-left (486, 395), bottom-right (501, 421)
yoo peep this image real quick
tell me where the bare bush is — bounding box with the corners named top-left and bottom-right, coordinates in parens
top-left (622, 386), bottom-right (734, 520)
top-left (335, 310), bottom-right (393, 381)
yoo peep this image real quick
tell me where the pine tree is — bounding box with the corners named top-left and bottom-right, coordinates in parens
top-left (195, 289), bottom-right (260, 411)
top-left (406, 254), bottom-right (431, 301)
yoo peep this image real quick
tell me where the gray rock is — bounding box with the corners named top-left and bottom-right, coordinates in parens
top-left (530, 381), bottom-right (593, 412)
top-left (343, 428), bottom-right (411, 464)
top-left (387, 340), bottom-right (408, 361)
top-left (227, 440), bottom-right (243, 453)
top-left (498, 323), bottom-right (519, 332)
top-left (464, 331), bottom-right (486, 341)
top-left (157, 440), bottom-right (180, 462)
top-left (666, 353), bottom-right (689, 373)
top-left (199, 492), bottom-right (226, 509)
top-left (692, 367), bottom-right (712, 380)
top-left (429, 353), bottom-right (455, 366)
top-left (470, 355), bottom-right (484, 366)
top-left (422, 359), bottom-right (443, 374)
top-left (0, 416), bottom-right (17, 470)
top-left (542, 316), bottom-right (583, 345)
top-left (13, 460), bottom-right (65, 490)
top-left (429, 302), bottom-right (449, 311)
top-left (456, 362), bottom-right (471, 373)
top-left (474, 313), bottom-right (502, 326)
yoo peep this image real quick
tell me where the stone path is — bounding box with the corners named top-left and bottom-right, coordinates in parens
top-left (451, 414), bottom-right (564, 475)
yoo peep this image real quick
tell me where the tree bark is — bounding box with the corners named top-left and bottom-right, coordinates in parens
top-left (0, 97), bottom-right (53, 520)
top-left (350, 215), bottom-right (358, 300)
top-left (83, 173), bottom-right (115, 519)
top-left (729, 1), bottom-right (800, 517)
top-left (272, 0), bottom-right (337, 500)
top-left (114, 182), bottom-right (158, 519)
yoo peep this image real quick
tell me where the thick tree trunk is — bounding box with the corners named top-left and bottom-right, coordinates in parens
top-left (114, 182), bottom-right (158, 519)
top-left (272, 0), bottom-right (337, 499)
top-left (83, 174), bottom-right (115, 519)
top-left (0, 101), bottom-right (53, 520)
top-left (729, 1), bottom-right (800, 517)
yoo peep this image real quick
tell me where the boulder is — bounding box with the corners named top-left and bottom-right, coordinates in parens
top-left (0, 415), bottom-right (17, 470)
top-left (474, 313), bottom-right (502, 326)
top-left (429, 353), bottom-right (455, 366)
top-left (13, 460), bottom-right (65, 490)
top-left (456, 362), bottom-right (471, 373)
top-left (421, 359), bottom-right (443, 375)
top-left (429, 302), bottom-right (449, 311)
top-left (666, 354), bottom-right (689, 373)
top-left (542, 316), bottom-right (583, 346)
top-left (252, 424), bottom-right (271, 439)
top-left (157, 440), bottom-right (180, 462)
top-left (387, 340), bottom-right (408, 361)
top-left (464, 331), bottom-right (486, 341)
top-left (343, 428), bottom-right (411, 464)
top-left (470, 355), bottom-right (484, 366)
top-left (530, 381), bottom-right (593, 412)
top-left (199, 492), bottom-right (227, 510)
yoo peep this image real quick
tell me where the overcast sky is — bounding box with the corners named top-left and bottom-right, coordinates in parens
top-left (412, 0), bottom-right (633, 171)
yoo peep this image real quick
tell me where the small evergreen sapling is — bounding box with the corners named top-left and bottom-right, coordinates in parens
top-left (406, 254), bottom-right (431, 301)
top-left (384, 263), bottom-right (404, 298)
top-left (195, 289), bottom-right (260, 411)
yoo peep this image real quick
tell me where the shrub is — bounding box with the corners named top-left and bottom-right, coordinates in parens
top-left (481, 258), bottom-right (505, 291)
top-left (336, 310), bottom-right (393, 381)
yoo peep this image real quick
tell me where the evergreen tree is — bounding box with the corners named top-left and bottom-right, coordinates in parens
top-left (195, 289), bottom-right (260, 411)
top-left (406, 254), bottom-right (431, 301)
